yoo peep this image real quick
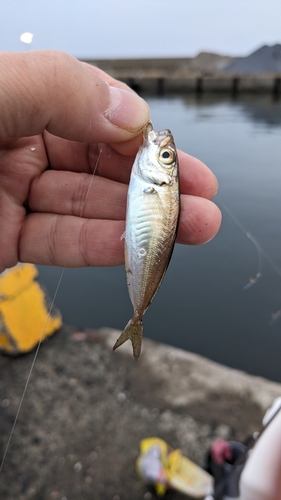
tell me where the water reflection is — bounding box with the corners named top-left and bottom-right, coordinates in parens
top-left (181, 93), bottom-right (281, 128)
top-left (238, 96), bottom-right (281, 128)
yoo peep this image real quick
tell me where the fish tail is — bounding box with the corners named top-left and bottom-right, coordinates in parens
top-left (113, 318), bottom-right (143, 360)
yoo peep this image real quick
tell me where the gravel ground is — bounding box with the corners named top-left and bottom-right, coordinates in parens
top-left (0, 326), bottom-right (280, 500)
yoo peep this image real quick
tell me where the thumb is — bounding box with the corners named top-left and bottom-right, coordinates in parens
top-left (0, 50), bottom-right (150, 143)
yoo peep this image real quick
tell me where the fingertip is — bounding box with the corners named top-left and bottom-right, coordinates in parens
top-left (177, 196), bottom-right (222, 246)
top-left (178, 150), bottom-right (218, 200)
top-left (106, 86), bottom-right (150, 133)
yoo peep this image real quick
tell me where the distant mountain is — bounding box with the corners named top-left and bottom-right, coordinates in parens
top-left (188, 51), bottom-right (234, 74)
top-left (221, 44), bottom-right (281, 74)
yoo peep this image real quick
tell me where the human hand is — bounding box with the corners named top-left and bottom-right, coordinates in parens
top-left (0, 50), bottom-right (221, 273)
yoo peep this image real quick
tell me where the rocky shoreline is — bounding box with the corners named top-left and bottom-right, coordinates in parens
top-left (0, 326), bottom-right (280, 500)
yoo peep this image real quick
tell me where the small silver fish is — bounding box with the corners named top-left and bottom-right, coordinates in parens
top-left (113, 122), bottom-right (180, 359)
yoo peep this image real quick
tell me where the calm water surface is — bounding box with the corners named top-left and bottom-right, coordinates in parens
top-left (38, 94), bottom-right (281, 382)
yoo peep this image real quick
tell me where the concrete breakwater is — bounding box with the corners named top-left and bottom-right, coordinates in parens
top-left (83, 54), bottom-right (281, 95)
top-left (1, 325), bottom-right (281, 499)
top-left (117, 74), bottom-right (281, 96)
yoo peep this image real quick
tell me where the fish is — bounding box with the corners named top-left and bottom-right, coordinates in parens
top-left (113, 122), bottom-right (180, 359)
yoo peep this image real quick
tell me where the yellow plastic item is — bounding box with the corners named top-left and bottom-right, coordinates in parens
top-left (136, 438), bottom-right (169, 496)
top-left (136, 438), bottom-right (214, 498)
top-left (0, 264), bottom-right (62, 354)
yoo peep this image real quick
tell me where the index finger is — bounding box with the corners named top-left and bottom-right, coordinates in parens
top-left (96, 147), bottom-right (218, 200)
top-left (45, 133), bottom-right (218, 201)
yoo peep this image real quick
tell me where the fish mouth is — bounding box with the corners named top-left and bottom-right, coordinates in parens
top-left (144, 122), bottom-right (174, 147)
top-left (144, 121), bottom-right (155, 143)
top-left (145, 121), bottom-right (154, 136)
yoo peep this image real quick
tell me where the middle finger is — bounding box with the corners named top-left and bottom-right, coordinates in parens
top-left (29, 170), bottom-right (127, 220)
top-left (44, 134), bottom-right (218, 200)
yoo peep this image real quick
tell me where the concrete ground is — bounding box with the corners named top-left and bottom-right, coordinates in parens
top-left (0, 326), bottom-right (280, 500)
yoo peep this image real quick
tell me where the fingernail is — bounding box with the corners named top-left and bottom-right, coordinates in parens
top-left (106, 86), bottom-right (150, 131)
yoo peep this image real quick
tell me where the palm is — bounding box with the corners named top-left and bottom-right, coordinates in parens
top-left (0, 131), bottom-right (220, 273)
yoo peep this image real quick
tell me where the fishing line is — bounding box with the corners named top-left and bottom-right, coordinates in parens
top-left (217, 197), bottom-right (281, 283)
top-left (0, 146), bottom-right (103, 473)
top-left (217, 197), bottom-right (281, 326)
top-left (242, 233), bottom-right (262, 290)
top-left (0, 270), bottom-right (64, 474)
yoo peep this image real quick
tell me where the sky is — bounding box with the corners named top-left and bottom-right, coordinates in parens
top-left (0, 0), bottom-right (281, 60)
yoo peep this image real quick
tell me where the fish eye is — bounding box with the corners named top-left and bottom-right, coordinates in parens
top-left (159, 148), bottom-right (174, 166)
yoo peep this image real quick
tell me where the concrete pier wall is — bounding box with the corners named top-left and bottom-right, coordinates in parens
top-left (83, 57), bottom-right (281, 95)
top-left (118, 75), bottom-right (281, 95)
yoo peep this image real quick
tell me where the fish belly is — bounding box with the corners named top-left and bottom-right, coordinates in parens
top-left (125, 176), bottom-right (177, 317)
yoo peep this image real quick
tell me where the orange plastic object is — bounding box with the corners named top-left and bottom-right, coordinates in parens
top-left (0, 264), bottom-right (62, 354)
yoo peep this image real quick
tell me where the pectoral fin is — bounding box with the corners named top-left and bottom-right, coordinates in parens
top-left (113, 319), bottom-right (143, 360)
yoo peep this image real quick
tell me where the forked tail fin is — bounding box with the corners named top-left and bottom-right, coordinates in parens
top-left (113, 319), bottom-right (143, 360)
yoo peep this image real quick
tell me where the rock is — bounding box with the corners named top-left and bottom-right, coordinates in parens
top-left (221, 44), bottom-right (281, 74)
top-left (0, 326), bottom-right (280, 499)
